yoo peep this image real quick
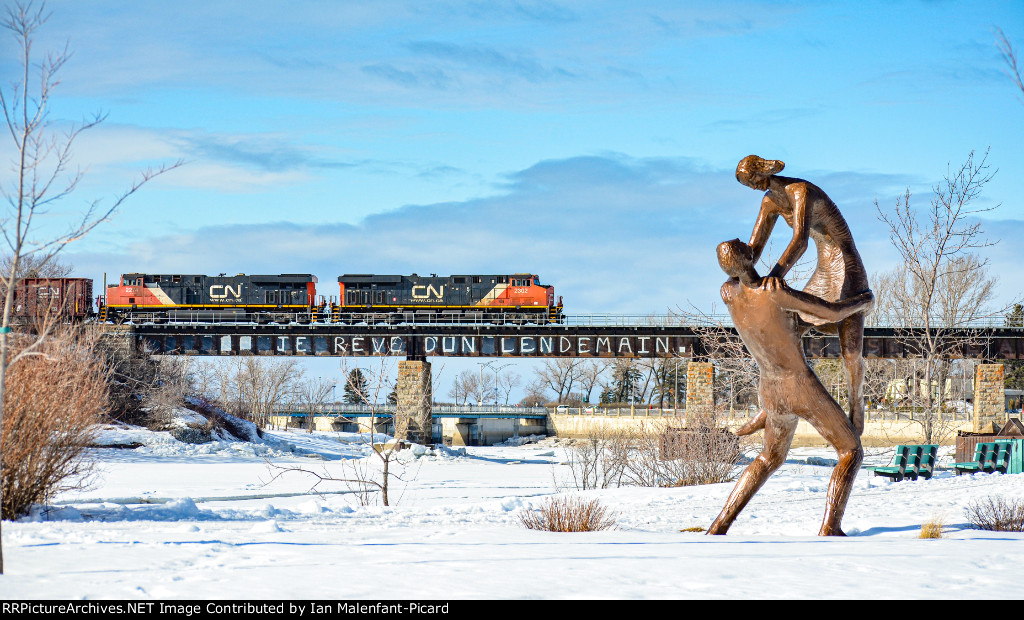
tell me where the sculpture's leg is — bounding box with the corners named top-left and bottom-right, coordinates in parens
top-left (796, 391), bottom-right (863, 536)
top-left (839, 313), bottom-right (866, 436)
top-left (707, 412), bottom-right (796, 535)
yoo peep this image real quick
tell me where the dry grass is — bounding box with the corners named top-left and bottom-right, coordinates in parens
top-left (919, 517), bottom-right (944, 539)
top-left (965, 496), bottom-right (1024, 532)
top-left (518, 496), bottom-right (617, 532)
top-left (2, 326), bottom-right (108, 519)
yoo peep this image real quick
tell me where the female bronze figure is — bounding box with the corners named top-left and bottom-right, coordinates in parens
top-left (736, 155), bottom-right (871, 435)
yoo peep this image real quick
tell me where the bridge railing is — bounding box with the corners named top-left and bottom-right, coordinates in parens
top-left (104, 310), bottom-right (1022, 330)
top-left (268, 402), bottom-right (974, 422)
top-left (270, 403), bottom-right (550, 416)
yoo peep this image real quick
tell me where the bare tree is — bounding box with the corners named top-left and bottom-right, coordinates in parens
top-left (289, 358), bottom-right (411, 506)
top-left (448, 369), bottom-right (480, 406)
top-left (995, 26), bottom-right (1024, 103)
top-left (678, 308), bottom-right (759, 415)
top-left (497, 371), bottom-right (522, 405)
top-left (574, 361), bottom-right (603, 404)
top-left (294, 377), bottom-right (334, 433)
top-left (207, 358), bottom-right (304, 429)
top-left (563, 427), bottom-right (630, 490)
top-left (537, 358), bottom-right (585, 403)
top-left (874, 149), bottom-right (1010, 443)
top-left (520, 377), bottom-right (548, 407)
top-left (0, 1), bottom-right (180, 573)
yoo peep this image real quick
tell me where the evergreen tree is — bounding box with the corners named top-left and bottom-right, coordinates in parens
top-left (343, 368), bottom-right (369, 404)
top-left (1006, 305), bottom-right (1024, 391)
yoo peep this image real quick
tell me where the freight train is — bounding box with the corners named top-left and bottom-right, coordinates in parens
top-left (10, 271), bottom-right (564, 325)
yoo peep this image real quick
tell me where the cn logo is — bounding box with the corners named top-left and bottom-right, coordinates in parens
top-left (210, 285), bottom-right (242, 299)
top-left (411, 284), bottom-right (444, 299)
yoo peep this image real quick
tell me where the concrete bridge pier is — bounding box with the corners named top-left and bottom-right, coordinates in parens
top-left (396, 358), bottom-right (433, 443)
top-left (448, 419), bottom-right (477, 447)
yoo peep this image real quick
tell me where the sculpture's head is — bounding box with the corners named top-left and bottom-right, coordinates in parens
top-left (717, 238), bottom-right (754, 278)
top-left (736, 155), bottom-right (785, 191)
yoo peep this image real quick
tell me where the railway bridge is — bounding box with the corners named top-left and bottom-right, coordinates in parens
top-left (120, 315), bottom-right (1024, 360)
top-left (105, 315), bottom-right (1023, 445)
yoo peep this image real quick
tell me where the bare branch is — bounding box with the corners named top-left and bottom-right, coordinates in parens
top-left (995, 26), bottom-right (1024, 103)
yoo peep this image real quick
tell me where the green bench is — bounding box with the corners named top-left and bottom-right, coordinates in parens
top-left (871, 444), bottom-right (939, 482)
top-left (953, 440), bottom-right (1017, 475)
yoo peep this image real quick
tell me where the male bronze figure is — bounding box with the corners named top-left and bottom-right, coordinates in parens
top-left (736, 155), bottom-right (871, 435)
top-left (707, 239), bottom-right (873, 536)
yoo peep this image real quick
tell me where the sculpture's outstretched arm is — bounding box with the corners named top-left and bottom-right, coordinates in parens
top-left (747, 198), bottom-right (778, 266)
top-left (767, 184), bottom-right (809, 280)
top-left (762, 277), bottom-right (873, 323)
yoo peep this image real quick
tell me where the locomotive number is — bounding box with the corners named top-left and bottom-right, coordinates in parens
top-left (513, 287), bottom-right (529, 294)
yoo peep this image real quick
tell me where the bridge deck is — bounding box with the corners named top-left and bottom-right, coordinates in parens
top-left (113, 320), bottom-right (1024, 359)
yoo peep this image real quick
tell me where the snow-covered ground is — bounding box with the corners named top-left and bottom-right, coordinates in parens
top-left (1, 418), bottom-right (1022, 600)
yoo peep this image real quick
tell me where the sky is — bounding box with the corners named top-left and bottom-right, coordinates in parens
top-left (2, 0), bottom-right (1023, 395)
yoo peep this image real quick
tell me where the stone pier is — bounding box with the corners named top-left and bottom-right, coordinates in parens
top-left (974, 363), bottom-right (1006, 431)
top-left (685, 361), bottom-right (715, 419)
top-left (396, 359), bottom-right (432, 443)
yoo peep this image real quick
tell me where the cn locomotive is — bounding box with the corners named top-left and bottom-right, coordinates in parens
top-left (336, 273), bottom-right (562, 324)
top-left (11, 270), bottom-right (564, 325)
top-left (102, 273), bottom-right (321, 323)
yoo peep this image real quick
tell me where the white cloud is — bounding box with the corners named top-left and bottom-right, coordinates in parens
top-left (70, 153), bottom-right (1014, 315)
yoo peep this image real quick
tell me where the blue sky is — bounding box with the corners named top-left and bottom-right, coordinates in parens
top-left (3, 1), bottom-right (1023, 395)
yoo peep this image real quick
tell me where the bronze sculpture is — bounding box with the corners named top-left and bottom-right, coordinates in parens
top-left (736, 155), bottom-right (871, 435)
top-left (706, 239), bottom-right (873, 536)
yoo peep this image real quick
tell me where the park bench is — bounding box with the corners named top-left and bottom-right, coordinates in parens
top-left (870, 444), bottom-right (939, 482)
top-left (953, 440), bottom-right (1017, 475)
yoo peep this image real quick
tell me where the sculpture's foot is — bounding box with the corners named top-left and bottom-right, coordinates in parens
top-left (706, 519), bottom-right (730, 535)
top-left (818, 526), bottom-right (847, 537)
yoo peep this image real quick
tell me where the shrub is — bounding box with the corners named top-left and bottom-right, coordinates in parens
top-left (563, 419), bottom-right (742, 491)
top-left (2, 327), bottom-right (108, 519)
top-left (519, 496), bottom-right (616, 532)
top-left (919, 517), bottom-right (944, 539)
top-left (964, 496), bottom-right (1024, 532)
top-left (564, 429), bottom-right (629, 490)
top-left (656, 419), bottom-right (742, 486)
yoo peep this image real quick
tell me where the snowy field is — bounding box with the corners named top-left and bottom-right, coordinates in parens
top-left (1, 420), bottom-right (1022, 600)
